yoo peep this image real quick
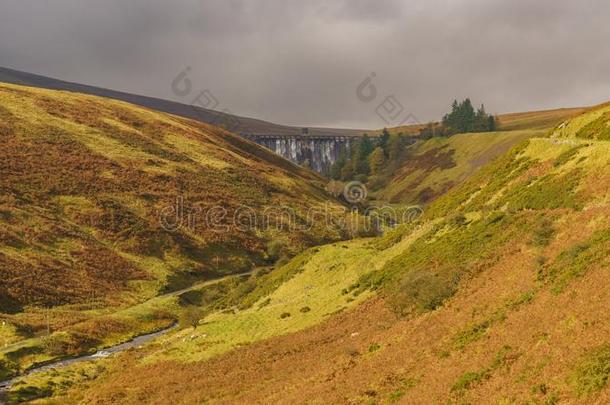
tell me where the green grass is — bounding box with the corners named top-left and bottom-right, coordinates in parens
top-left (542, 228), bottom-right (610, 293)
top-left (140, 232), bottom-right (431, 364)
top-left (452, 346), bottom-right (514, 393)
top-left (6, 360), bottom-right (106, 404)
top-left (572, 343), bottom-right (610, 396)
top-left (576, 112), bottom-right (610, 140)
top-left (550, 103), bottom-right (610, 140)
top-left (502, 170), bottom-right (583, 211)
top-left (453, 320), bottom-right (493, 351)
top-left (145, 240), bottom-right (383, 363)
top-left (360, 210), bottom-right (532, 316)
top-left (377, 130), bottom-right (542, 205)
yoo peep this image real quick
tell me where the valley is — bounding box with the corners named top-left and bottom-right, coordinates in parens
top-left (2, 2), bottom-right (610, 404)
top-left (0, 82), bottom-right (368, 401)
top-left (0, 80), bottom-right (608, 404)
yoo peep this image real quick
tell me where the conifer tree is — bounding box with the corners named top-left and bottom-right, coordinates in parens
top-left (378, 128), bottom-right (391, 155)
top-left (368, 147), bottom-right (386, 175)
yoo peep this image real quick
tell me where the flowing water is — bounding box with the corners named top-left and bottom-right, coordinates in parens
top-left (0, 325), bottom-right (175, 404)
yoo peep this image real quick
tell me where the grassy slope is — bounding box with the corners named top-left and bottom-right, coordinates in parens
top-left (375, 129), bottom-right (542, 205)
top-left (46, 103), bottom-right (610, 404)
top-left (385, 106), bottom-right (585, 135)
top-left (374, 106), bottom-right (588, 207)
top-left (496, 107), bottom-right (586, 131)
top-left (0, 82), bottom-right (355, 379)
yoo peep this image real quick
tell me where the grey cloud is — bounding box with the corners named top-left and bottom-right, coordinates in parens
top-left (1, 0), bottom-right (609, 129)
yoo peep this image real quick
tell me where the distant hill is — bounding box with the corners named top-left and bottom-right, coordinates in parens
top-left (0, 66), bottom-right (365, 137)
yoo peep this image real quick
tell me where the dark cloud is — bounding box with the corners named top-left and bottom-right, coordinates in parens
top-left (1, 0), bottom-right (609, 129)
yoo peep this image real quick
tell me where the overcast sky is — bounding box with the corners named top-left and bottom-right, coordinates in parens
top-left (1, 0), bottom-right (609, 129)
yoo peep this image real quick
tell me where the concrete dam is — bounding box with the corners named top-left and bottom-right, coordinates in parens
top-left (241, 130), bottom-right (355, 174)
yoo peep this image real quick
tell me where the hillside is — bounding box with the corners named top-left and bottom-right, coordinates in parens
top-left (496, 107), bottom-right (587, 131)
top-left (19, 103), bottom-right (609, 404)
top-left (0, 66), bottom-right (365, 137)
top-left (0, 82), bottom-right (362, 383)
top-left (374, 106), bottom-right (589, 206)
top-left (374, 130), bottom-right (540, 205)
top-left (386, 106), bottom-right (585, 136)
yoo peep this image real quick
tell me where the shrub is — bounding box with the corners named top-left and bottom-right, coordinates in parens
top-left (0, 357), bottom-right (18, 380)
top-left (572, 343), bottom-right (610, 395)
top-left (507, 291), bottom-right (535, 309)
top-left (453, 320), bottom-right (492, 350)
top-left (554, 145), bottom-right (585, 167)
top-left (448, 213), bottom-right (467, 227)
top-left (544, 229), bottom-right (610, 292)
top-left (452, 370), bottom-right (489, 392)
top-left (179, 306), bottom-right (204, 330)
top-left (452, 346), bottom-right (513, 392)
top-left (501, 170), bottom-right (583, 211)
top-left (368, 343), bottom-right (381, 353)
top-left (279, 312), bottom-right (291, 319)
top-left (8, 384), bottom-right (53, 403)
top-left (299, 306), bottom-right (311, 313)
top-left (532, 219), bottom-right (555, 247)
top-left (42, 331), bottom-right (100, 357)
top-left (575, 112), bottom-right (610, 140)
top-left (388, 390), bottom-right (405, 402)
top-left (266, 239), bottom-right (287, 262)
top-left (178, 290), bottom-right (204, 307)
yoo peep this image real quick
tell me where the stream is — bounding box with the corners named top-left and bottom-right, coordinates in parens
top-left (0, 270), bottom-right (252, 403)
top-left (0, 325), bottom-right (176, 404)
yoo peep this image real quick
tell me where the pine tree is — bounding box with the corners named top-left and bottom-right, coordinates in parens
top-left (340, 160), bottom-right (355, 181)
top-left (440, 99), bottom-right (496, 135)
top-left (388, 134), bottom-right (404, 162)
top-left (378, 128), bottom-right (390, 155)
top-left (461, 98), bottom-right (475, 132)
top-left (488, 115), bottom-right (498, 131)
top-left (368, 147), bottom-right (386, 175)
top-left (356, 134), bottom-right (374, 160)
top-left (350, 134), bottom-right (374, 176)
top-left (474, 104), bottom-right (488, 132)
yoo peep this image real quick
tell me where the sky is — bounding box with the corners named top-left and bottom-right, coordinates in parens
top-left (1, 0), bottom-right (610, 129)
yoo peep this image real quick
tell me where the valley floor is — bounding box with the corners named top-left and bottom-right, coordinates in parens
top-left (56, 231), bottom-right (610, 404)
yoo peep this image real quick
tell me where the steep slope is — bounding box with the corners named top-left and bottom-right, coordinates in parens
top-left (375, 129), bottom-right (540, 205)
top-left (0, 66), bottom-right (365, 137)
top-left (376, 106), bottom-right (588, 206)
top-left (0, 82), bottom-right (368, 381)
top-left (0, 82), bottom-right (356, 310)
top-left (44, 103), bottom-right (610, 404)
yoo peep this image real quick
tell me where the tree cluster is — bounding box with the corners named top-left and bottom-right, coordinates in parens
top-left (330, 128), bottom-right (411, 182)
top-left (420, 98), bottom-right (498, 139)
top-left (329, 99), bottom-right (498, 184)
